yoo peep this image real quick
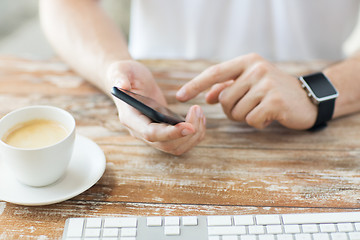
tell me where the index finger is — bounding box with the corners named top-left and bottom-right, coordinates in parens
top-left (176, 53), bottom-right (261, 102)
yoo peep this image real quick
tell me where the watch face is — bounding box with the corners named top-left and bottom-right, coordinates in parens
top-left (301, 73), bottom-right (338, 100)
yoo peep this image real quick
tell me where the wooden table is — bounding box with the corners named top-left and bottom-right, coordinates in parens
top-left (0, 57), bottom-right (360, 239)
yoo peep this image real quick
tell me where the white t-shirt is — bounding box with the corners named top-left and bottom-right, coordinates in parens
top-left (128, 0), bottom-right (360, 61)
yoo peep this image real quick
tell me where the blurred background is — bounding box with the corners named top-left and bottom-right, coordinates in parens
top-left (0, 0), bottom-right (359, 60)
top-left (0, 0), bottom-right (130, 59)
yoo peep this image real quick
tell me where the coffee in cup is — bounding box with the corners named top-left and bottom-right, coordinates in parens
top-left (0, 105), bottom-right (76, 187)
top-left (2, 119), bottom-right (69, 149)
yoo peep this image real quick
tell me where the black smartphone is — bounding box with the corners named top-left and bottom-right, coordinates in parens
top-left (111, 87), bottom-right (185, 125)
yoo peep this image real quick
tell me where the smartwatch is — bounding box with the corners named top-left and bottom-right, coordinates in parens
top-left (298, 72), bottom-right (338, 131)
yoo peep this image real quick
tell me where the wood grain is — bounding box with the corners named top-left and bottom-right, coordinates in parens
top-left (0, 57), bottom-right (360, 239)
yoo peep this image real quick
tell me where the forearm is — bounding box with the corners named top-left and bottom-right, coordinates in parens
top-left (323, 52), bottom-right (360, 118)
top-left (39, 0), bottom-right (131, 93)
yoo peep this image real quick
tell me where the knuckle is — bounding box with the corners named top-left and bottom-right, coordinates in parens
top-left (172, 149), bottom-right (185, 156)
top-left (219, 91), bottom-right (231, 107)
top-left (253, 61), bottom-right (271, 75)
top-left (245, 114), bottom-right (262, 129)
top-left (162, 145), bottom-right (175, 154)
top-left (268, 92), bottom-right (286, 109)
top-left (246, 52), bottom-right (263, 62)
top-left (164, 145), bottom-right (186, 156)
top-left (142, 128), bottom-right (157, 142)
top-left (205, 64), bottom-right (222, 81)
top-left (108, 61), bottom-right (120, 71)
top-left (220, 100), bottom-right (233, 119)
top-left (230, 109), bottom-right (245, 122)
top-left (258, 77), bottom-right (276, 92)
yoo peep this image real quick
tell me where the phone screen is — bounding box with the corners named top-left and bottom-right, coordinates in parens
top-left (111, 87), bottom-right (185, 125)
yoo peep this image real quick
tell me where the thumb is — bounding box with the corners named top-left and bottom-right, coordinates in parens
top-left (106, 63), bottom-right (132, 91)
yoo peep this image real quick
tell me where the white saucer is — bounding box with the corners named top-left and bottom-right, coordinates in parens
top-left (0, 134), bottom-right (106, 206)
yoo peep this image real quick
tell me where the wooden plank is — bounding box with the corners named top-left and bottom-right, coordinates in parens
top-left (1, 86), bottom-right (359, 151)
top-left (65, 145), bottom-right (360, 208)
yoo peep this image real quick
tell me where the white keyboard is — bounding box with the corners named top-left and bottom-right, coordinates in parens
top-left (62, 211), bottom-right (360, 240)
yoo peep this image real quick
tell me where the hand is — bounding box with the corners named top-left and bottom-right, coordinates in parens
top-left (176, 53), bottom-right (317, 130)
top-left (106, 60), bottom-right (206, 155)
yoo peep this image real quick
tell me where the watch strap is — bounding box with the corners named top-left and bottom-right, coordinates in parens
top-left (310, 97), bottom-right (336, 131)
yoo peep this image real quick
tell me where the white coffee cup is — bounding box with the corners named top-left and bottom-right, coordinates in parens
top-left (0, 105), bottom-right (76, 187)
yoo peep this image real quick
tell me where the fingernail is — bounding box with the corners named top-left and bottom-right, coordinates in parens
top-left (181, 128), bottom-right (193, 136)
top-left (113, 79), bottom-right (122, 88)
top-left (218, 91), bottom-right (224, 101)
top-left (176, 88), bottom-right (186, 99)
top-left (115, 78), bottom-right (130, 90)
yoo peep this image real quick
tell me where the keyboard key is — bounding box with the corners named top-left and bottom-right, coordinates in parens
top-left (284, 224), bottom-right (300, 233)
top-left (355, 223), bottom-right (360, 231)
top-left (208, 226), bottom-right (246, 235)
top-left (164, 226), bottom-right (180, 235)
top-left (207, 216), bottom-right (232, 226)
top-left (256, 215), bottom-right (281, 225)
top-left (66, 218), bottom-right (84, 237)
top-left (104, 218), bottom-right (137, 228)
top-left (283, 212), bottom-right (360, 225)
top-left (84, 228), bottom-right (100, 237)
top-left (240, 236), bottom-right (257, 240)
top-left (312, 233), bottom-right (330, 240)
top-left (146, 216), bottom-right (162, 226)
top-left (248, 225), bottom-right (265, 234)
top-left (234, 215), bottom-right (254, 225)
top-left (301, 224), bottom-right (318, 233)
top-left (337, 222), bottom-right (353, 232)
top-left (276, 234), bottom-right (294, 240)
top-left (266, 225), bottom-right (283, 234)
top-left (165, 216), bottom-right (180, 226)
top-left (222, 236), bottom-right (238, 240)
top-left (319, 223), bottom-right (336, 233)
top-left (349, 232), bottom-right (360, 239)
top-left (258, 234), bottom-right (275, 240)
top-left (331, 232), bottom-right (348, 240)
top-left (182, 216), bottom-right (198, 226)
top-left (294, 233), bottom-right (311, 240)
top-left (86, 218), bottom-right (102, 228)
top-left (102, 228), bottom-right (119, 237)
